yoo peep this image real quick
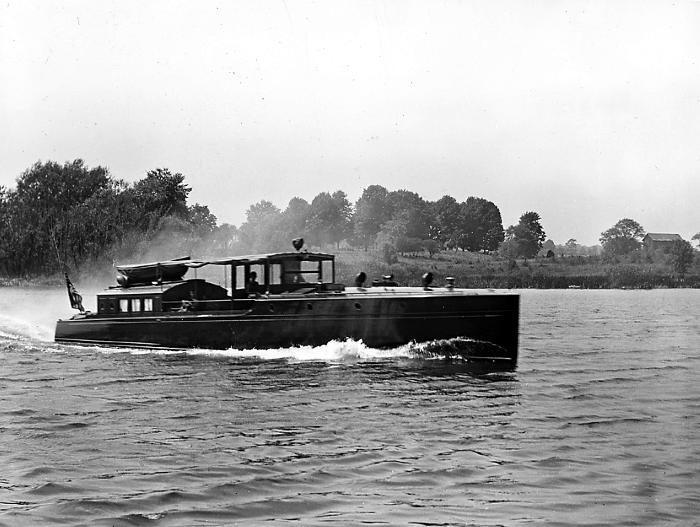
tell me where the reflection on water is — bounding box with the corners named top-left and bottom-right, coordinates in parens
top-left (1, 287), bottom-right (699, 525)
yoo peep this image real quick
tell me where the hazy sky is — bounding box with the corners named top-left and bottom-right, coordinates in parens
top-left (2, 1), bottom-right (699, 245)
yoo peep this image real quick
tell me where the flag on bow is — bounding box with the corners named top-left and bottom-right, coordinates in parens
top-left (65, 273), bottom-right (85, 312)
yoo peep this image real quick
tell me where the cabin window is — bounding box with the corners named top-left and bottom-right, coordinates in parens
top-left (103, 298), bottom-right (117, 313)
top-left (270, 263), bottom-right (282, 285)
top-left (235, 265), bottom-right (246, 291)
top-left (131, 298), bottom-right (142, 312)
top-left (302, 260), bottom-right (321, 282)
top-left (119, 299), bottom-right (129, 312)
top-left (321, 260), bottom-right (333, 283)
top-left (249, 264), bottom-right (264, 283)
top-left (143, 298), bottom-right (153, 311)
top-left (283, 260), bottom-right (320, 284)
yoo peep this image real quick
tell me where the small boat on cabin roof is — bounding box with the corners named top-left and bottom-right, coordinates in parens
top-left (55, 240), bottom-right (519, 364)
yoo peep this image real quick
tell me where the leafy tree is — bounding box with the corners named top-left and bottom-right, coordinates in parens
top-left (210, 223), bottom-right (240, 254)
top-left (395, 236), bottom-right (423, 255)
top-left (498, 238), bottom-right (520, 260)
top-left (670, 239), bottom-right (695, 276)
top-left (329, 191), bottom-right (353, 246)
top-left (243, 200), bottom-right (280, 224)
top-left (307, 193), bottom-right (336, 247)
top-left (385, 189), bottom-right (430, 240)
top-left (558, 238), bottom-right (579, 256)
top-left (599, 218), bottom-right (645, 257)
top-left (353, 185), bottom-right (390, 250)
top-left (457, 197), bottom-right (504, 253)
top-left (482, 207), bottom-right (506, 252)
top-left (281, 197), bottom-right (311, 240)
top-left (381, 242), bottom-right (398, 264)
top-left (6, 159), bottom-right (117, 273)
top-left (376, 213), bottom-right (407, 242)
top-left (306, 191), bottom-right (353, 248)
top-left (376, 213), bottom-right (411, 255)
top-left (187, 203), bottom-right (218, 235)
top-left (0, 160), bottom-right (218, 276)
top-left (0, 187), bottom-right (26, 275)
top-left (556, 240), bottom-right (601, 258)
top-left (504, 211), bottom-right (546, 258)
top-left (65, 182), bottom-right (132, 265)
top-left (429, 195), bottom-right (461, 246)
top-left (379, 189), bottom-right (436, 253)
top-left (422, 239), bottom-right (440, 258)
top-left (15, 159), bottom-right (111, 208)
top-left (238, 200), bottom-right (283, 252)
top-left (129, 168), bottom-right (191, 230)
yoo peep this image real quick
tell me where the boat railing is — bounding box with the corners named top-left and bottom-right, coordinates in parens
top-left (161, 298), bottom-right (235, 313)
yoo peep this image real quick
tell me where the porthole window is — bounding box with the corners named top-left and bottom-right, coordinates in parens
top-left (354, 302), bottom-right (362, 310)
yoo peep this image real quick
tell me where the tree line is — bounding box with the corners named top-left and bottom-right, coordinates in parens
top-left (237, 185), bottom-right (513, 256)
top-left (1, 160), bottom-right (553, 277)
top-left (3, 159), bottom-right (696, 280)
top-left (0, 160), bottom-right (222, 276)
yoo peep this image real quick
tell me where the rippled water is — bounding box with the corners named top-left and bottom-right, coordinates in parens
top-left (1, 287), bottom-right (699, 526)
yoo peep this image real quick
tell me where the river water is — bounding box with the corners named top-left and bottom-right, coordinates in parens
top-left (1, 287), bottom-right (698, 526)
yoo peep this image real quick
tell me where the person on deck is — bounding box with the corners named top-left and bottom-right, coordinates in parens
top-left (247, 271), bottom-right (261, 294)
top-left (179, 291), bottom-right (196, 312)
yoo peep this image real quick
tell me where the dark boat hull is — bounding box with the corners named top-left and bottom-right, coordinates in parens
top-left (55, 293), bottom-right (519, 364)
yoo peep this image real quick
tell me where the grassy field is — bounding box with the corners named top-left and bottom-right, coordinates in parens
top-left (3, 247), bottom-right (698, 290)
top-left (333, 248), bottom-right (700, 289)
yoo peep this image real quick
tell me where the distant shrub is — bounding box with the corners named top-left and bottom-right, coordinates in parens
top-left (382, 243), bottom-right (398, 265)
top-left (395, 237), bottom-right (422, 256)
top-left (422, 239), bottom-right (440, 258)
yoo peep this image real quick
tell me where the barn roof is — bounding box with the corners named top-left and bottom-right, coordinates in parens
top-left (643, 233), bottom-right (683, 242)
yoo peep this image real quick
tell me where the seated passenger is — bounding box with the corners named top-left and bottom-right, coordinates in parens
top-left (178, 291), bottom-right (197, 312)
top-left (247, 271), bottom-right (261, 294)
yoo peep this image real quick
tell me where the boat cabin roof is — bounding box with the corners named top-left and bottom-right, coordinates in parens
top-left (115, 251), bottom-right (334, 273)
top-left (113, 251), bottom-right (338, 290)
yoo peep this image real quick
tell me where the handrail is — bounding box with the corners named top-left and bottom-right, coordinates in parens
top-left (161, 298), bottom-right (233, 312)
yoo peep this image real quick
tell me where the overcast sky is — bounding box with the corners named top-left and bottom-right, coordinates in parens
top-left (1, 1), bottom-right (698, 245)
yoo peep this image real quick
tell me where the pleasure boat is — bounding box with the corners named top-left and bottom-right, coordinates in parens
top-left (55, 242), bottom-right (519, 364)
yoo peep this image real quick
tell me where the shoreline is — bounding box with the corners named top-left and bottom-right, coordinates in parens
top-left (3, 249), bottom-right (698, 290)
top-left (2, 276), bottom-right (697, 290)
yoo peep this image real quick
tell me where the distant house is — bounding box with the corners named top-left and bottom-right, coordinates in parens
top-left (642, 233), bottom-right (683, 253)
